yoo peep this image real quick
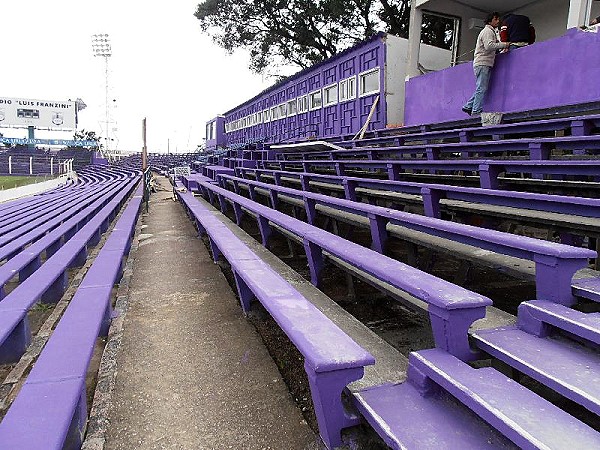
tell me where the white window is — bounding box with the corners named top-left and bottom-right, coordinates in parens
top-left (297, 95), bottom-right (309, 113)
top-left (263, 108), bottom-right (271, 123)
top-left (359, 68), bottom-right (380, 96)
top-left (278, 103), bottom-right (287, 118)
top-left (339, 76), bottom-right (357, 102)
top-left (256, 111), bottom-right (263, 123)
top-left (309, 89), bottom-right (322, 110)
top-left (287, 99), bottom-right (297, 116)
top-left (206, 123), bottom-right (213, 140)
top-left (323, 83), bottom-right (338, 106)
top-left (270, 105), bottom-right (278, 120)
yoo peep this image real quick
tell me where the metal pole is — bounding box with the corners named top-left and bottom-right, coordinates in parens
top-left (142, 118), bottom-right (148, 171)
top-left (142, 118), bottom-right (149, 212)
top-left (105, 55), bottom-right (110, 157)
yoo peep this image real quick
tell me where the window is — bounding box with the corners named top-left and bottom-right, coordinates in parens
top-left (263, 108), bottom-right (271, 123)
top-left (287, 99), bottom-right (297, 116)
top-left (278, 103), bottom-right (287, 118)
top-left (297, 95), bottom-right (309, 113)
top-left (339, 76), bottom-right (356, 102)
top-left (359, 68), bottom-right (380, 96)
top-left (323, 84), bottom-right (338, 106)
top-left (206, 123), bottom-right (213, 140)
top-left (270, 105), bottom-right (278, 120)
top-left (309, 90), bottom-right (322, 110)
top-left (256, 111), bottom-right (263, 123)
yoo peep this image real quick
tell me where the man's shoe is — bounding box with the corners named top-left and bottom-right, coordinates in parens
top-left (461, 106), bottom-right (472, 115)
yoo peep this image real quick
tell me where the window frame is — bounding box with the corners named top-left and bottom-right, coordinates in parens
top-left (308, 89), bottom-right (323, 111)
top-left (358, 68), bottom-right (380, 97)
top-left (339, 75), bottom-right (357, 103)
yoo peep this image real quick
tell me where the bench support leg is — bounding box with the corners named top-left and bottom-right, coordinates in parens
top-left (534, 256), bottom-right (584, 306)
top-left (208, 237), bottom-right (221, 263)
top-left (305, 363), bottom-right (365, 450)
top-left (88, 228), bottom-right (102, 247)
top-left (195, 219), bottom-right (206, 237)
top-left (47, 239), bottom-right (62, 258)
top-left (0, 319), bottom-right (32, 364)
top-left (304, 240), bottom-right (324, 287)
top-left (368, 214), bottom-right (388, 254)
top-left (257, 215), bottom-right (272, 247)
top-left (428, 305), bottom-right (487, 361)
top-left (421, 187), bottom-right (445, 219)
top-left (19, 256), bottom-right (41, 282)
top-left (516, 302), bottom-right (552, 337)
top-left (42, 271), bottom-right (69, 303)
top-left (304, 198), bottom-right (317, 225)
top-left (233, 272), bottom-right (255, 313)
top-left (63, 387), bottom-right (88, 450)
top-left (69, 247), bottom-right (88, 268)
top-left (479, 164), bottom-right (502, 189)
top-left (233, 203), bottom-right (244, 226)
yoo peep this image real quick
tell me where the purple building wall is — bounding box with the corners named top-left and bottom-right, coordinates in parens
top-left (404, 28), bottom-right (600, 126)
top-left (222, 33), bottom-right (388, 146)
top-left (92, 151), bottom-right (108, 165)
top-left (206, 116), bottom-right (225, 151)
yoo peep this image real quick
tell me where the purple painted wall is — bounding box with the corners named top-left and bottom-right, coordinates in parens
top-left (222, 33), bottom-right (387, 145)
top-left (92, 151), bottom-right (108, 165)
top-left (205, 116), bottom-right (225, 151)
top-left (404, 28), bottom-right (600, 126)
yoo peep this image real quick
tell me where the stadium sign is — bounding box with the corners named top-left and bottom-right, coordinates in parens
top-left (0, 137), bottom-right (97, 147)
top-left (0, 97), bottom-right (77, 130)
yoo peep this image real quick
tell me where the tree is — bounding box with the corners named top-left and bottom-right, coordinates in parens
top-left (195, 0), bottom-right (413, 73)
top-left (194, 0), bottom-right (452, 73)
top-left (70, 129), bottom-right (100, 150)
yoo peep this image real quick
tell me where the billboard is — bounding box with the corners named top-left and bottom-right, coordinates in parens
top-left (0, 97), bottom-right (77, 130)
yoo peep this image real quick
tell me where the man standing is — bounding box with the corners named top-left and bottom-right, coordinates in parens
top-left (500, 13), bottom-right (535, 50)
top-left (462, 12), bottom-right (510, 116)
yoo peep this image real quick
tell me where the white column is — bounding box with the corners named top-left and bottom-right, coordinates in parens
top-left (50, 157), bottom-right (54, 175)
top-left (567, 0), bottom-right (592, 28)
top-left (8, 156), bottom-right (12, 175)
top-left (29, 157), bottom-right (33, 175)
top-left (406, 0), bottom-right (424, 80)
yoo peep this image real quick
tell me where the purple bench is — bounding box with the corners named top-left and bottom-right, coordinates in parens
top-left (237, 167), bottom-right (600, 222)
top-left (177, 185), bottom-right (375, 449)
top-left (259, 158), bottom-right (600, 190)
top-left (0, 179), bottom-right (127, 258)
top-left (0, 179), bottom-right (132, 298)
top-left (326, 113), bottom-right (600, 149)
top-left (195, 180), bottom-right (492, 362)
top-left (291, 135), bottom-right (600, 161)
top-left (0, 183), bottom-right (143, 450)
top-left (180, 173), bottom-right (217, 192)
top-left (218, 173), bottom-right (596, 306)
top-left (353, 347), bottom-right (600, 449)
top-left (0, 177), bottom-right (139, 363)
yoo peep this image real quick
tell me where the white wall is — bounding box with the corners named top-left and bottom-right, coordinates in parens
top-left (424, 0), bottom-right (570, 65)
top-left (0, 175), bottom-right (71, 204)
top-left (385, 34), bottom-right (451, 125)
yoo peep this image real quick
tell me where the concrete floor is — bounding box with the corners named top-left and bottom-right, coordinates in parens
top-left (99, 180), bottom-right (322, 449)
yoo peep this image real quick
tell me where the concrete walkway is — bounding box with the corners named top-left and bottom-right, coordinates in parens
top-left (95, 180), bottom-right (322, 449)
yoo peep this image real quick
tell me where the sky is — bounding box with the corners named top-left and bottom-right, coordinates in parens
top-left (2, 1), bottom-right (283, 153)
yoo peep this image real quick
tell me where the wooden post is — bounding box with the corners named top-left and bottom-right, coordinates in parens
top-left (142, 118), bottom-right (150, 212)
top-left (142, 118), bottom-right (148, 171)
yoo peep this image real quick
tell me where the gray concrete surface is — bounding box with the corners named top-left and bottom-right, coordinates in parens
top-left (101, 180), bottom-right (322, 450)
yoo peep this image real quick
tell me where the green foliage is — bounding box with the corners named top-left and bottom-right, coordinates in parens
top-left (71, 129), bottom-right (100, 150)
top-left (194, 0), bottom-right (411, 73)
top-left (0, 175), bottom-right (53, 189)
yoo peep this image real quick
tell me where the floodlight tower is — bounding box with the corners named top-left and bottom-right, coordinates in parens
top-left (91, 33), bottom-right (112, 157)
